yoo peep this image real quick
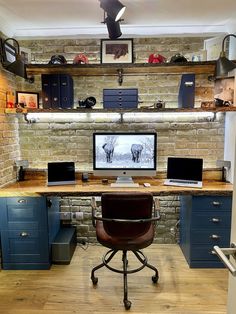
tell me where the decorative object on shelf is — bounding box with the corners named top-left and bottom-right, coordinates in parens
top-left (6, 91), bottom-right (15, 108)
top-left (170, 53), bottom-right (188, 63)
top-left (201, 101), bottom-right (215, 109)
top-left (73, 54), bottom-right (89, 64)
top-left (153, 100), bottom-right (165, 109)
top-left (78, 96), bottom-right (96, 108)
top-left (16, 91), bottom-right (39, 109)
top-left (48, 55), bottom-right (67, 65)
top-left (0, 37), bottom-right (27, 79)
top-left (214, 77), bottom-right (235, 106)
top-left (148, 53), bottom-right (166, 64)
top-left (101, 38), bottom-right (133, 64)
top-left (215, 34), bottom-right (236, 78)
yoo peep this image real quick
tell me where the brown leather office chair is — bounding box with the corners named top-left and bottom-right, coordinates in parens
top-left (91, 192), bottom-right (160, 310)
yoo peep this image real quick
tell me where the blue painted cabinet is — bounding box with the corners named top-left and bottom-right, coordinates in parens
top-left (179, 195), bottom-right (232, 268)
top-left (0, 196), bottom-right (60, 270)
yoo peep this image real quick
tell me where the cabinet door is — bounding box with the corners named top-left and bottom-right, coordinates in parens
top-left (0, 197), bottom-right (47, 230)
top-left (1, 229), bottom-right (49, 263)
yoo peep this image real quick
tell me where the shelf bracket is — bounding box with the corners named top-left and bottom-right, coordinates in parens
top-left (117, 68), bottom-right (123, 86)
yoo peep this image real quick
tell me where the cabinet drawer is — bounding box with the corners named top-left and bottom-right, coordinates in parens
top-left (1, 229), bottom-right (49, 263)
top-left (191, 229), bottom-right (230, 245)
top-left (6, 197), bottom-right (42, 206)
top-left (191, 211), bottom-right (231, 228)
top-left (104, 101), bottom-right (138, 109)
top-left (104, 95), bottom-right (138, 102)
top-left (103, 88), bottom-right (138, 96)
top-left (0, 197), bottom-right (47, 229)
top-left (191, 245), bottom-right (222, 261)
top-left (192, 196), bottom-right (232, 211)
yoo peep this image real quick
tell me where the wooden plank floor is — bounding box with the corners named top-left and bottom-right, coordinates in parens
top-left (0, 244), bottom-right (228, 314)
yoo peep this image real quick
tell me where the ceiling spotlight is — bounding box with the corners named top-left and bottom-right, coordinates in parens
top-left (215, 33), bottom-right (236, 78)
top-left (105, 15), bottom-right (122, 39)
top-left (99, 0), bottom-right (126, 22)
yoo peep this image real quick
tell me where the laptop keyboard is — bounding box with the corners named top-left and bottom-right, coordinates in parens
top-left (170, 179), bottom-right (197, 184)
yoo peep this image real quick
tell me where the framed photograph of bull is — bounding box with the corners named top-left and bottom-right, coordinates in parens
top-left (100, 39), bottom-right (133, 64)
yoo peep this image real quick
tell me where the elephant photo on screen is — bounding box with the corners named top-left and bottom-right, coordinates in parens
top-left (131, 144), bottom-right (143, 163)
top-left (102, 143), bottom-right (114, 163)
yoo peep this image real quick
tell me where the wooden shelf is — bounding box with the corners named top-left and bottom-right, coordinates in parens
top-left (5, 107), bottom-right (236, 114)
top-left (26, 61), bottom-right (216, 77)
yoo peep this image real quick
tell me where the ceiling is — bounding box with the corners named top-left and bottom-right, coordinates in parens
top-left (0, 0), bottom-right (236, 39)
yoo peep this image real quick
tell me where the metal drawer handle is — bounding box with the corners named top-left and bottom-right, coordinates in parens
top-left (210, 234), bottom-right (220, 240)
top-left (210, 250), bottom-right (217, 255)
top-left (213, 243), bottom-right (236, 276)
top-left (20, 232), bottom-right (29, 237)
top-left (212, 201), bottom-right (221, 206)
top-left (211, 218), bottom-right (220, 223)
top-left (18, 199), bottom-right (27, 204)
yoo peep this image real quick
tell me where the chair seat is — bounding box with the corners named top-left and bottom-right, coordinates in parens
top-left (96, 221), bottom-right (155, 250)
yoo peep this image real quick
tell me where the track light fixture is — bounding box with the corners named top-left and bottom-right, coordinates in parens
top-left (105, 15), bottom-right (122, 39)
top-left (1, 38), bottom-right (26, 79)
top-left (99, 0), bottom-right (126, 22)
top-left (215, 34), bottom-right (236, 78)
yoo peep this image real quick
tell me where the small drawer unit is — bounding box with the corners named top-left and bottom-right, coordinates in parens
top-left (0, 196), bottom-right (60, 270)
top-left (103, 88), bottom-right (138, 109)
top-left (179, 195), bottom-right (232, 268)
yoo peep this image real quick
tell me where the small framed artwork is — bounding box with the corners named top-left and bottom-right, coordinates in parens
top-left (20, 47), bottom-right (32, 64)
top-left (101, 39), bottom-right (133, 64)
top-left (16, 91), bottom-right (39, 109)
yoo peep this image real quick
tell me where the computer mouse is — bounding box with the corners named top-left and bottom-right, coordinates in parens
top-left (143, 183), bottom-right (151, 187)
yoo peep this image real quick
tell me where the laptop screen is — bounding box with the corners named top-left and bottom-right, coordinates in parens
top-left (167, 157), bottom-right (203, 181)
top-left (47, 162), bottom-right (76, 186)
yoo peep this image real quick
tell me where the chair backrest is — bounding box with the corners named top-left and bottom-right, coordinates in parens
top-left (101, 192), bottom-right (153, 239)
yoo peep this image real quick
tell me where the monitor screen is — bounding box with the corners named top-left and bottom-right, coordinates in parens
top-left (93, 132), bottom-right (157, 179)
top-left (47, 162), bottom-right (76, 186)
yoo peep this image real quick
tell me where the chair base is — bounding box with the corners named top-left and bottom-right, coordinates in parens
top-left (91, 249), bottom-right (159, 310)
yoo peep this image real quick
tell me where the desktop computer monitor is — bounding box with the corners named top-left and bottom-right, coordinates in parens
top-left (93, 132), bottom-right (157, 187)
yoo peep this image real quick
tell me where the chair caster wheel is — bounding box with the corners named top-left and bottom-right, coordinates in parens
top-left (152, 275), bottom-right (159, 283)
top-left (124, 300), bottom-right (132, 310)
top-left (91, 276), bottom-right (98, 285)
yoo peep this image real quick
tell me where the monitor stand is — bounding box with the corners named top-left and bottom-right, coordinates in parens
top-left (110, 176), bottom-right (139, 188)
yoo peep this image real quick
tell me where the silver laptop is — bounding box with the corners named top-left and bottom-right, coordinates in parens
top-left (164, 157), bottom-right (203, 188)
top-left (47, 162), bottom-right (76, 186)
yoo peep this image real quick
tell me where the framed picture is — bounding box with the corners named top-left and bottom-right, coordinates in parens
top-left (101, 39), bottom-right (133, 64)
top-left (0, 38), bottom-right (16, 65)
top-left (214, 77), bottom-right (235, 106)
top-left (20, 47), bottom-right (32, 64)
top-left (16, 91), bottom-right (39, 109)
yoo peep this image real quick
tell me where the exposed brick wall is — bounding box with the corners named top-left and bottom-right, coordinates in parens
top-left (17, 113), bottom-right (224, 170)
top-left (60, 195), bottom-right (180, 244)
top-left (0, 68), bottom-right (20, 186)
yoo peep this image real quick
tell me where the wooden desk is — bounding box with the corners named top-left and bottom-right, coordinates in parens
top-left (0, 178), bottom-right (233, 269)
top-left (0, 178), bottom-right (233, 197)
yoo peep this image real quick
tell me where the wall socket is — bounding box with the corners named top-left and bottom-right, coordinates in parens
top-left (60, 212), bottom-right (71, 220)
top-left (74, 211), bottom-right (84, 220)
